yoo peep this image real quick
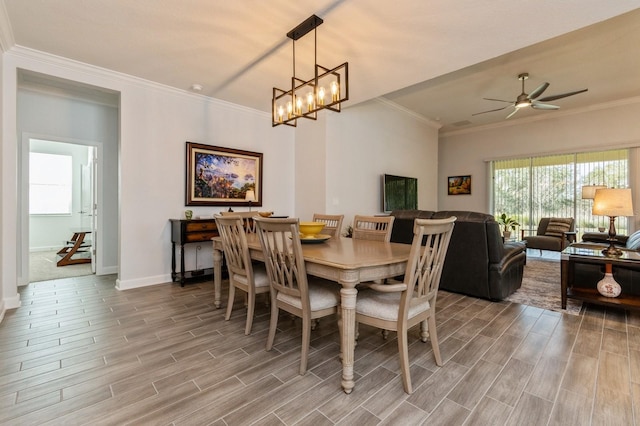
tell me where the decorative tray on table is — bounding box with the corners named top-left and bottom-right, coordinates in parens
top-left (299, 234), bottom-right (332, 244)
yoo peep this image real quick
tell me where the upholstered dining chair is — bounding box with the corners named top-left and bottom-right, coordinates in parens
top-left (312, 213), bottom-right (344, 237)
top-left (352, 215), bottom-right (395, 242)
top-left (254, 217), bottom-right (340, 375)
top-left (215, 215), bottom-right (270, 335)
top-left (355, 216), bottom-right (456, 394)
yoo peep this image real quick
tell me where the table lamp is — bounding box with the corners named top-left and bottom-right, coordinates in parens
top-left (245, 189), bottom-right (256, 211)
top-left (581, 184), bottom-right (607, 200)
top-left (592, 188), bottom-right (634, 257)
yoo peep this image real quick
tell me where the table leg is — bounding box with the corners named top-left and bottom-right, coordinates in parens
top-left (339, 277), bottom-right (358, 394)
top-left (213, 247), bottom-right (223, 309)
top-left (180, 244), bottom-right (186, 287)
top-left (561, 258), bottom-right (568, 309)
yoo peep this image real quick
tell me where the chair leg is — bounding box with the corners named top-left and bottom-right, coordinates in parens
top-left (266, 299), bottom-right (279, 351)
top-left (397, 323), bottom-right (412, 394)
top-left (245, 290), bottom-right (255, 335)
top-left (382, 329), bottom-right (389, 340)
top-left (427, 314), bottom-right (442, 366)
top-left (225, 283), bottom-right (236, 321)
top-left (300, 315), bottom-right (311, 375)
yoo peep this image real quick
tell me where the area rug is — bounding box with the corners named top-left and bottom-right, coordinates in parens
top-left (505, 257), bottom-right (583, 315)
top-left (29, 250), bottom-right (93, 283)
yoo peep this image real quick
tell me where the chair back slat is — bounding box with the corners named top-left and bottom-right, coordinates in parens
top-left (312, 214), bottom-right (344, 237)
top-left (255, 217), bottom-right (310, 309)
top-left (352, 215), bottom-right (395, 242)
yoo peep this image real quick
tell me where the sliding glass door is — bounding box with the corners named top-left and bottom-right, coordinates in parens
top-left (492, 149), bottom-right (629, 238)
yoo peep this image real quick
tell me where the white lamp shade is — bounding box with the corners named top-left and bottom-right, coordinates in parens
top-left (244, 190), bottom-right (256, 202)
top-left (581, 185), bottom-right (607, 200)
top-left (592, 188), bottom-right (634, 217)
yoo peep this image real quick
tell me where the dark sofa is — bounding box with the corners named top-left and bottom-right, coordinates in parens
top-left (390, 210), bottom-right (527, 301)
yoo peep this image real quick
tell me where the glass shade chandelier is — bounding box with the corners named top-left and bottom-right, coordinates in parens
top-left (272, 15), bottom-right (349, 127)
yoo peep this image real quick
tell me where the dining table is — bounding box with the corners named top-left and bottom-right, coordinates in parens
top-left (212, 233), bottom-right (412, 394)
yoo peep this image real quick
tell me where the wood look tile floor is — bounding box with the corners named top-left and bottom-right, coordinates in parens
top-left (1, 272), bottom-right (639, 425)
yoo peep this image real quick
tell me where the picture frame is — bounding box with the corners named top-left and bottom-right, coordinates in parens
top-left (448, 175), bottom-right (471, 195)
top-left (186, 142), bottom-right (263, 207)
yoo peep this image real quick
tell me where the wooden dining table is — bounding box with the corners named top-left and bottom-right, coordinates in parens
top-left (212, 234), bottom-right (412, 393)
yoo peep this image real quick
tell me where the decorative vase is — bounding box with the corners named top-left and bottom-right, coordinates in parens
top-left (597, 264), bottom-right (621, 298)
top-left (503, 231), bottom-right (511, 239)
top-left (185, 210), bottom-right (193, 220)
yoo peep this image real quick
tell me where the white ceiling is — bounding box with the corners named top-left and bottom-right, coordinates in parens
top-left (3, 1), bottom-right (640, 133)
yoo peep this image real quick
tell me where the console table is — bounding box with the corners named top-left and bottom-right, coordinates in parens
top-left (561, 245), bottom-right (640, 311)
top-left (170, 219), bottom-right (219, 286)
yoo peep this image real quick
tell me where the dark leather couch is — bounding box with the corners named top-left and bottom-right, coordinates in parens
top-left (390, 210), bottom-right (527, 301)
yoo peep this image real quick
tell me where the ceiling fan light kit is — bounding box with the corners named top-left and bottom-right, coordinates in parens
top-left (473, 72), bottom-right (587, 119)
top-left (272, 15), bottom-right (349, 127)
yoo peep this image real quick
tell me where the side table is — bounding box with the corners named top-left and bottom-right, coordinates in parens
top-left (561, 245), bottom-right (640, 311)
top-left (170, 219), bottom-right (219, 286)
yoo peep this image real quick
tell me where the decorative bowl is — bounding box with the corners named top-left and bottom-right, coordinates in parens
top-left (258, 211), bottom-right (273, 218)
top-left (299, 221), bottom-right (325, 237)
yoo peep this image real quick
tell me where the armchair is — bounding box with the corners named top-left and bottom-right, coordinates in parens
top-left (522, 217), bottom-right (575, 254)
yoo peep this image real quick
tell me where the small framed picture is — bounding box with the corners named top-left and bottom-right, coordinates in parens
top-left (448, 175), bottom-right (471, 195)
top-left (185, 142), bottom-right (263, 206)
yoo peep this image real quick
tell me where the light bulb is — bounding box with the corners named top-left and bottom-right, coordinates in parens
top-left (317, 87), bottom-right (325, 105)
top-left (296, 96), bottom-right (302, 115)
top-left (306, 92), bottom-right (314, 112)
top-left (277, 106), bottom-right (284, 122)
top-left (331, 81), bottom-right (339, 102)
top-left (286, 101), bottom-right (293, 119)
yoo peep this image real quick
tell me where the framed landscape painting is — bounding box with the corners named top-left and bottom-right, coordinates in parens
top-left (186, 142), bottom-right (263, 206)
top-left (448, 175), bottom-right (471, 195)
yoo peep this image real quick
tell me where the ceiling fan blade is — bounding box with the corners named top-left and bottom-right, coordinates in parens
top-left (505, 108), bottom-right (519, 119)
top-left (528, 82), bottom-right (550, 100)
top-left (472, 105), bottom-right (510, 116)
top-left (483, 97), bottom-right (513, 103)
top-left (537, 88), bottom-right (588, 102)
top-left (531, 102), bottom-right (560, 110)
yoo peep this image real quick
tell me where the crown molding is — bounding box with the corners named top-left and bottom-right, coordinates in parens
top-left (374, 97), bottom-right (442, 130)
top-left (441, 95), bottom-right (640, 138)
top-left (7, 45), bottom-right (270, 118)
top-left (0, 1), bottom-right (15, 53)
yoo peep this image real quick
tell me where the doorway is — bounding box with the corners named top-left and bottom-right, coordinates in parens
top-left (27, 138), bottom-right (98, 283)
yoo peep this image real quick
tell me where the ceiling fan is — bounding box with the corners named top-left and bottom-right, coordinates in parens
top-left (473, 73), bottom-right (588, 119)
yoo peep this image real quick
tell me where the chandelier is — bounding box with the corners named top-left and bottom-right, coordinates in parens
top-left (272, 15), bottom-right (349, 127)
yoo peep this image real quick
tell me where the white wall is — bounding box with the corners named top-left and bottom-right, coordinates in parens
top-left (324, 99), bottom-right (440, 227)
top-left (438, 99), bottom-right (640, 228)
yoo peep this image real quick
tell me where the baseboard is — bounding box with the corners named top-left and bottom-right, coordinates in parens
top-left (116, 274), bottom-right (173, 291)
top-left (0, 293), bottom-right (22, 324)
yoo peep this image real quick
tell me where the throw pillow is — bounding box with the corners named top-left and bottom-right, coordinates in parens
top-left (544, 218), bottom-right (573, 238)
top-left (626, 230), bottom-right (640, 250)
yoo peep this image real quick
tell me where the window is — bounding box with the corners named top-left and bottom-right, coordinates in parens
top-left (492, 149), bottom-right (629, 237)
top-left (30, 152), bottom-right (73, 215)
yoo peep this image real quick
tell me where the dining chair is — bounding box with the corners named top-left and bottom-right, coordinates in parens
top-left (215, 215), bottom-right (270, 335)
top-left (312, 213), bottom-right (344, 237)
top-left (355, 216), bottom-right (456, 394)
top-left (352, 215), bottom-right (395, 242)
top-left (254, 217), bottom-right (340, 375)
top-left (220, 211), bottom-right (257, 233)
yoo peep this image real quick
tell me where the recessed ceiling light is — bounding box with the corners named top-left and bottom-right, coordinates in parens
top-left (190, 84), bottom-right (202, 92)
